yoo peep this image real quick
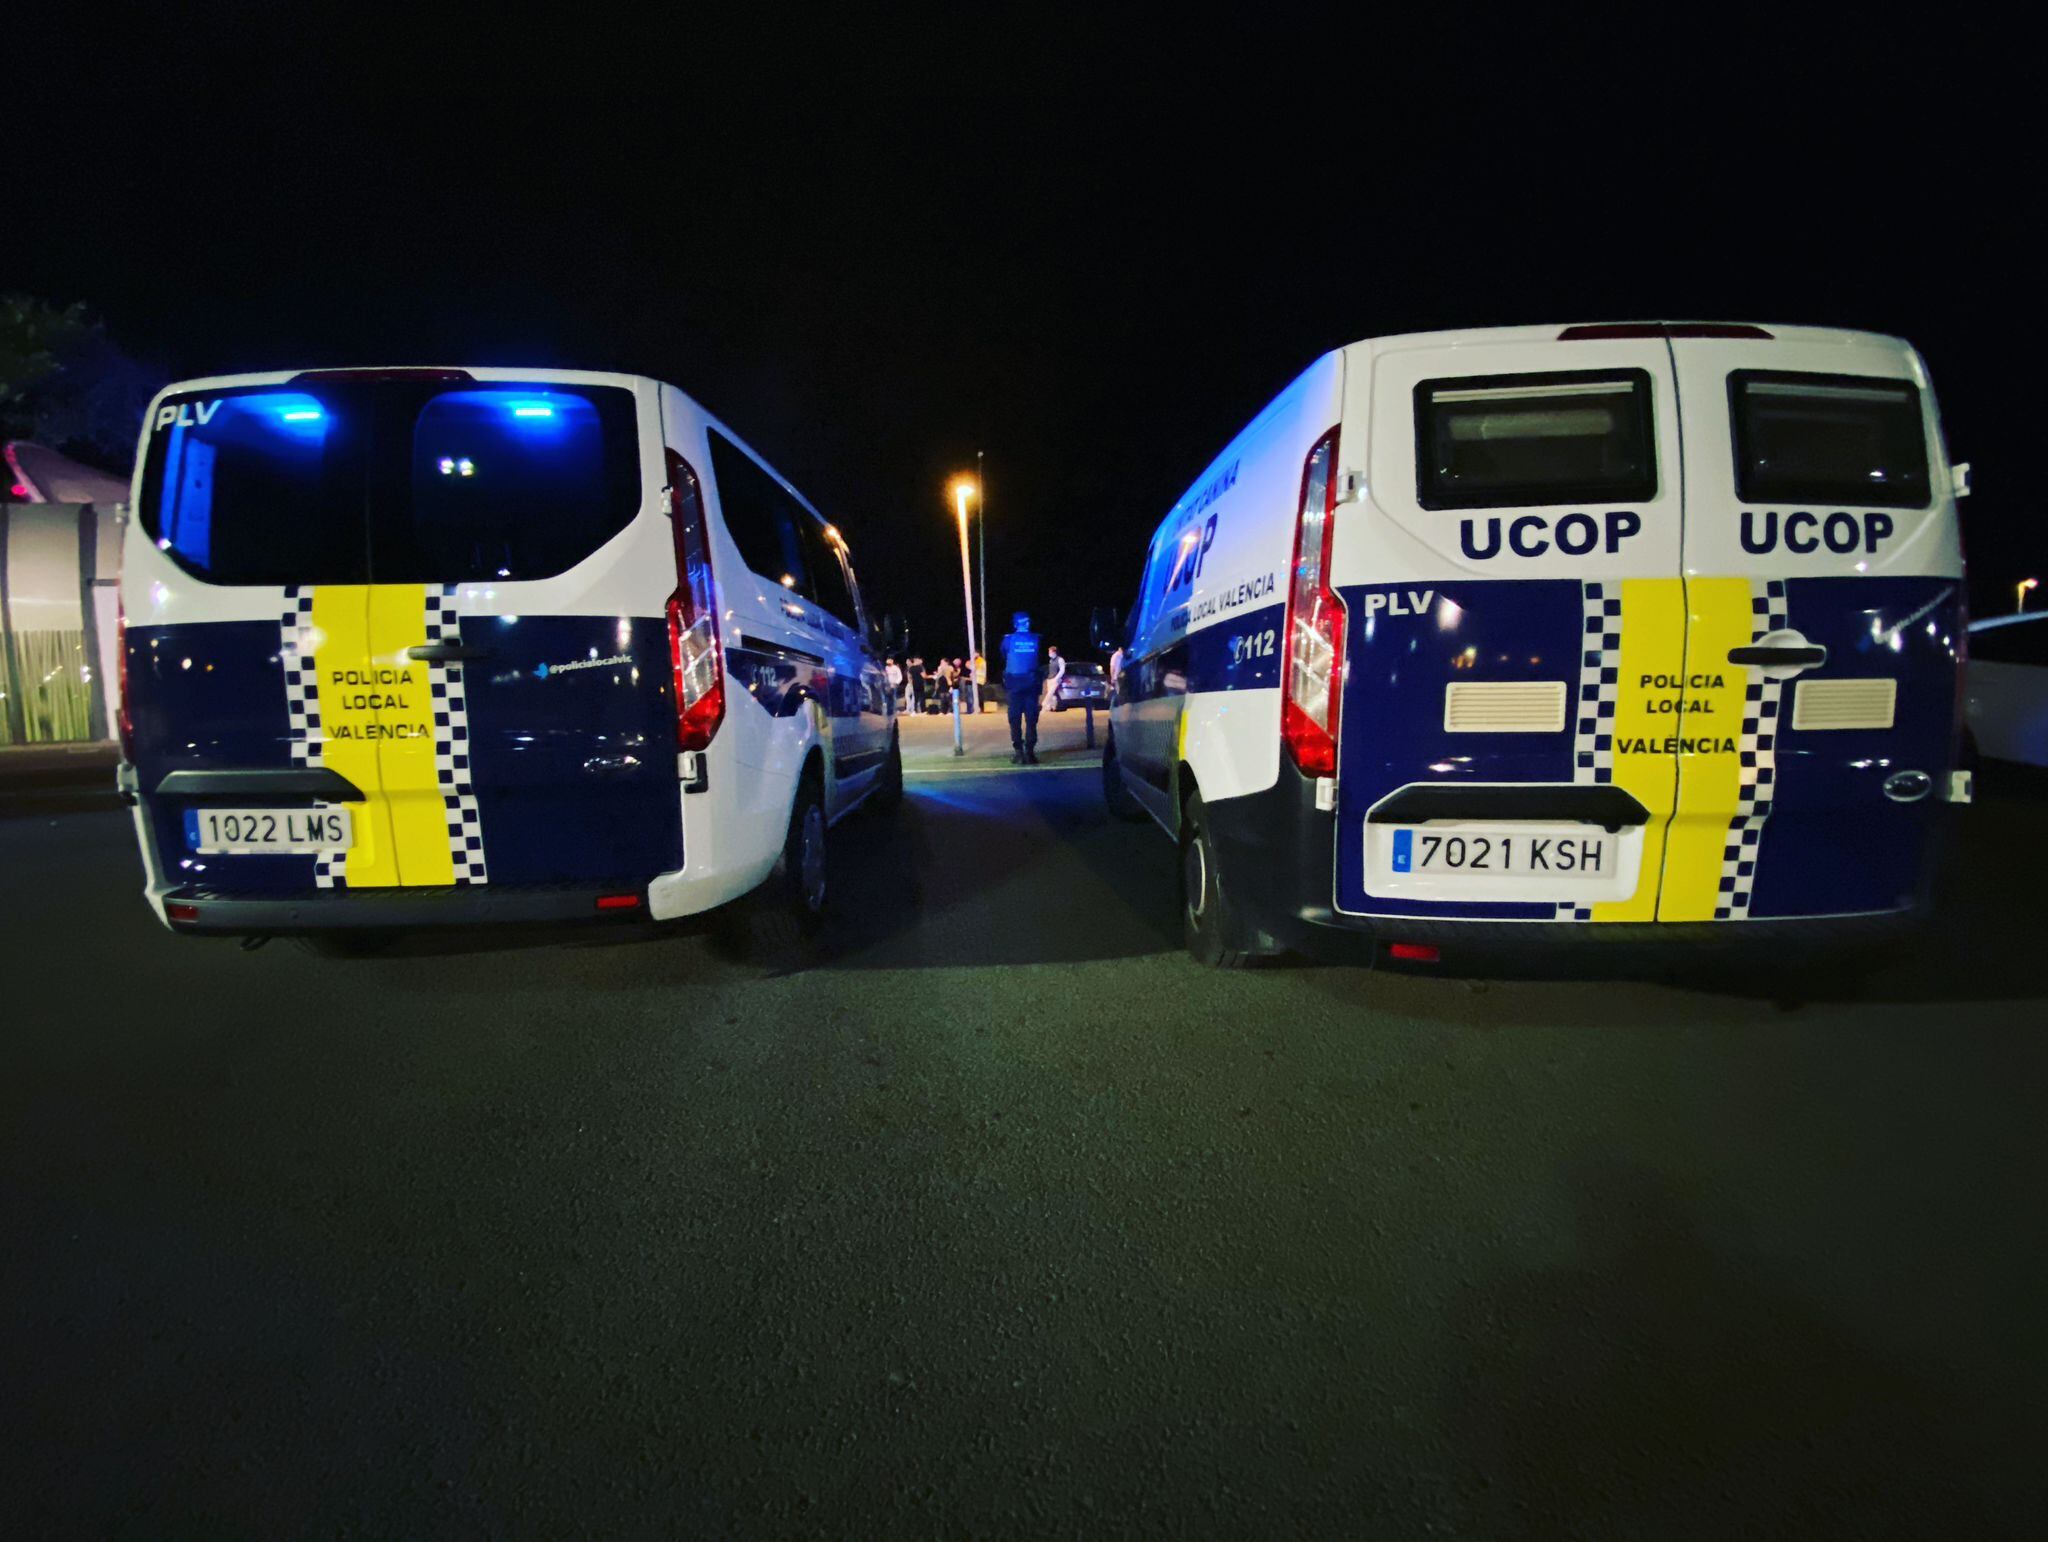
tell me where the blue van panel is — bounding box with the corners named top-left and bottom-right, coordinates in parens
top-left (128, 620), bottom-right (325, 894)
top-left (457, 614), bottom-right (682, 887)
top-left (1335, 579), bottom-right (1581, 920)
top-left (1744, 576), bottom-right (1962, 919)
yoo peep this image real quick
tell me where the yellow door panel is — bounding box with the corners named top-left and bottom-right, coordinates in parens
top-left (1660, 577), bottom-right (1754, 921)
top-left (367, 584), bottom-right (455, 888)
top-left (306, 585), bottom-right (400, 888)
top-left (1593, 577), bottom-right (1685, 922)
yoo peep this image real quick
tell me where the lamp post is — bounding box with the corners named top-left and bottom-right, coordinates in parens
top-left (976, 450), bottom-right (988, 688)
top-left (951, 476), bottom-right (980, 713)
top-left (2020, 577), bottom-right (2040, 613)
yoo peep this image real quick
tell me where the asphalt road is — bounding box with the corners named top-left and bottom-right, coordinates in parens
top-left (4, 734), bottom-right (2045, 1536)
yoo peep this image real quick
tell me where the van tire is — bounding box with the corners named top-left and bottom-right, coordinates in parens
top-left (872, 727), bottom-right (904, 811)
top-left (728, 768), bottom-right (829, 963)
top-left (1181, 791), bottom-right (1254, 969)
top-left (1102, 731), bottom-right (1148, 823)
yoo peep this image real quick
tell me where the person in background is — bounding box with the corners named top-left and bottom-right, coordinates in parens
top-left (885, 656), bottom-right (904, 712)
top-left (933, 657), bottom-right (957, 708)
top-left (907, 656), bottom-right (929, 713)
top-left (971, 652), bottom-right (989, 712)
top-left (1108, 643), bottom-right (1125, 705)
top-left (997, 611), bottom-right (1048, 764)
top-left (1040, 644), bottom-right (1067, 715)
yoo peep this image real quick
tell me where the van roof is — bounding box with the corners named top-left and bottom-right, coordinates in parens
top-left (150, 365), bottom-right (654, 395)
top-left (1352, 321), bottom-right (1913, 356)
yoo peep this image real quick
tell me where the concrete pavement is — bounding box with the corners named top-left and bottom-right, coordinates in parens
top-left (3, 761), bottom-right (2045, 1536)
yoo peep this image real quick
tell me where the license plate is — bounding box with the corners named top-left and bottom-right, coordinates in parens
top-left (185, 806), bottom-right (353, 855)
top-left (1389, 824), bottom-right (1613, 879)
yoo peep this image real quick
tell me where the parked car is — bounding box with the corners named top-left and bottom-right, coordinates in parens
top-left (1967, 612), bottom-right (2048, 766)
top-left (1053, 662), bottom-right (1110, 710)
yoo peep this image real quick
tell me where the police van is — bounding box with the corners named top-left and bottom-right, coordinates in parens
top-left (1099, 323), bottom-right (1970, 968)
top-left (118, 367), bottom-right (901, 950)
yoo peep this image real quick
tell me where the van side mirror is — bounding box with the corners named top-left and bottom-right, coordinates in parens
top-left (1089, 605), bottom-right (1123, 655)
top-left (875, 612), bottom-right (908, 655)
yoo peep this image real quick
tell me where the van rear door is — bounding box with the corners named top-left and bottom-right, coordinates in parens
top-left (131, 374), bottom-right (682, 897)
top-left (130, 386), bottom-right (398, 893)
top-left (1665, 336), bottom-right (1963, 919)
top-left (1343, 334), bottom-right (1688, 922)
top-left (355, 377), bottom-right (680, 889)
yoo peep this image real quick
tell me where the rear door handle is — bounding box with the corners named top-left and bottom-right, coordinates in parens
top-left (1728, 644), bottom-right (1827, 669)
top-left (406, 642), bottom-right (493, 663)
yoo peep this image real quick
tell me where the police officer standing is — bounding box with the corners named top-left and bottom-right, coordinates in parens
top-left (998, 610), bottom-right (1048, 764)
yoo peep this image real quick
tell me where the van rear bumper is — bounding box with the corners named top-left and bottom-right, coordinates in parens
top-left (1202, 766), bottom-right (1932, 969)
top-left (158, 882), bottom-right (656, 934)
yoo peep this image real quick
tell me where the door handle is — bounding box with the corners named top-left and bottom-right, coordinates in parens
top-left (406, 642), bottom-right (493, 663)
top-left (1728, 644), bottom-right (1827, 669)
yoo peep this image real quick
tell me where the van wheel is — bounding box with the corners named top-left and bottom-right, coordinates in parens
top-left (1102, 731), bottom-right (1148, 822)
top-left (729, 770), bottom-right (828, 963)
top-left (872, 727), bottom-right (904, 811)
top-left (1181, 792), bottom-right (1253, 969)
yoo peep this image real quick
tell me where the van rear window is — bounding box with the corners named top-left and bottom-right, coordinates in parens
top-left (1415, 370), bottom-right (1656, 510)
top-left (140, 382), bottom-right (642, 586)
top-left (1729, 372), bottom-right (1930, 509)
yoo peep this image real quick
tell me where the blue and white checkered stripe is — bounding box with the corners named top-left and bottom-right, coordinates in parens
top-left (280, 585), bottom-right (345, 889)
top-left (1716, 579), bottom-right (1790, 920)
top-left (1559, 580), bottom-right (1623, 920)
top-left (427, 585), bottom-right (488, 886)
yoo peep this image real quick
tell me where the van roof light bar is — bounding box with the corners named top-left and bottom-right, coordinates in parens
top-left (1558, 323), bottom-right (1774, 341)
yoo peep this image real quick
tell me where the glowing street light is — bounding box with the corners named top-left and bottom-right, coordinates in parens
top-left (2020, 577), bottom-right (2040, 613)
top-left (949, 476), bottom-right (980, 712)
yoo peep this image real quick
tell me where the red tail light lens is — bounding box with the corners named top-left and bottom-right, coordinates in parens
top-left (166, 902), bottom-right (199, 923)
top-left (1387, 941), bottom-right (1440, 963)
top-left (1281, 428), bottom-right (1344, 777)
top-left (664, 448), bottom-right (724, 752)
top-left (115, 599), bottom-right (134, 757)
top-left (595, 893), bottom-right (643, 912)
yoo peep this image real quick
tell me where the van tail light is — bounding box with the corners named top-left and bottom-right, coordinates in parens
top-left (1281, 428), bottom-right (1344, 777)
top-left (1387, 941), bottom-right (1440, 963)
top-left (664, 448), bottom-right (724, 752)
top-left (115, 599), bottom-right (134, 757)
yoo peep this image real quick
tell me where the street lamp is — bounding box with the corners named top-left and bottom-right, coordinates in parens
top-left (949, 475), bottom-right (980, 712)
top-left (2020, 577), bottom-right (2040, 613)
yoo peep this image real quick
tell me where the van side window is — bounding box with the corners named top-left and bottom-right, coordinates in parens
top-left (707, 430), bottom-right (812, 596)
top-left (800, 520), bottom-right (861, 629)
top-left (1414, 369), bottom-right (1657, 510)
top-left (1729, 371), bottom-right (1930, 510)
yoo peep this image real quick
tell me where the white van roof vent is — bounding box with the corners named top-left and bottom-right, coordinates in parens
top-left (1443, 681), bottom-right (1568, 734)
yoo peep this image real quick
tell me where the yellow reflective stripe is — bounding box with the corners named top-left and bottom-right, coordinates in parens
top-left (1593, 577), bottom-right (1684, 923)
top-left (308, 586), bottom-right (400, 888)
top-left (366, 584), bottom-right (454, 888)
top-left (1660, 576), bottom-right (1753, 921)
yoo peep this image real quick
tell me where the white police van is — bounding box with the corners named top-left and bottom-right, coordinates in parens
top-left (119, 367), bottom-right (900, 951)
top-left (1099, 323), bottom-right (1970, 968)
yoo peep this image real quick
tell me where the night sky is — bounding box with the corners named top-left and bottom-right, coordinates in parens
top-left (10, 24), bottom-right (2035, 655)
